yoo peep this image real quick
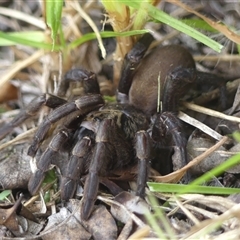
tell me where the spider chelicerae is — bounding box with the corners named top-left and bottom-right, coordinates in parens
top-left (0, 33), bottom-right (227, 220)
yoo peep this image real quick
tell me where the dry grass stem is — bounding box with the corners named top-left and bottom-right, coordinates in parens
top-left (0, 7), bottom-right (46, 29)
top-left (183, 102), bottom-right (240, 123)
top-left (0, 127), bottom-right (37, 151)
top-left (128, 226), bottom-right (151, 240)
top-left (0, 49), bottom-right (45, 87)
top-left (71, 1), bottom-right (106, 58)
top-left (152, 136), bottom-right (229, 182)
top-left (183, 204), bottom-right (240, 239)
top-left (97, 195), bottom-right (147, 228)
top-left (175, 198), bottom-right (200, 225)
top-left (192, 149), bottom-right (239, 156)
top-left (178, 111), bottom-right (223, 141)
top-left (24, 179), bottom-right (57, 207)
top-left (194, 55), bottom-right (240, 62)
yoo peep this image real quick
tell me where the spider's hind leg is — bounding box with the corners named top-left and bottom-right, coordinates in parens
top-left (0, 68), bottom-right (101, 142)
top-left (0, 94), bottom-right (67, 141)
top-left (195, 71), bottom-right (228, 110)
top-left (27, 94), bottom-right (104, 157)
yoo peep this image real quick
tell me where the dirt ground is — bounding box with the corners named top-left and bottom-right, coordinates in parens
top-left (0, 1), bottom-right (240, 239)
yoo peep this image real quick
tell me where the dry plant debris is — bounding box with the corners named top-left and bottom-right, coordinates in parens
top-left (0, 1), bottom-right (240, 239)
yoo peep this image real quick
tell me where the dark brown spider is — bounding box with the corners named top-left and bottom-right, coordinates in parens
top-left (0, 33), bottom-right (227, 220)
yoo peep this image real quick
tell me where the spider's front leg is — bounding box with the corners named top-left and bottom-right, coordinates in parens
top-left (151, 112), bottom-right (188, 176)
top-left (27, 94), bottom-right (104, 157)
top-left (0, 68), bottom-right (101, 141)
top-left (163, 66), bottom-right (228, 111)
top-left (57, 68), bottom-right (100, 97)
top-left (117, 33), bottom-right (154, 103)
top-left (162, 66), bottom-right (197, 113)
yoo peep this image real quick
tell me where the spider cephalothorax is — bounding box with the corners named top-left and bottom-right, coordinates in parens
top-left (0, 33), bottom-right (227, 220)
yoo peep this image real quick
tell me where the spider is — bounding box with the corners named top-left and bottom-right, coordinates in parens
top-left (0, 33), bottom-right (227, 220)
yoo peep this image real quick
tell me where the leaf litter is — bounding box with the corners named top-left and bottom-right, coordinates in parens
top-left (0, 1), bottom-right (240, 239)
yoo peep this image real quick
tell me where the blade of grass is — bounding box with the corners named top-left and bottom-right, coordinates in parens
top-left (148, 182), bottom-right (240, 195)
top-left (181, 19), bottom-right (218, 32)
top-left (0, 31), bottom-right (44, 46)
top-left (232, 132), bottom-right (240, 142)
top-left (0, 190), bottom-right (11, 200)
top-left (45, 0), bottom-right (63, 49)
top-left (0, 31), bottom-right (60, 50)
top-left (69, 29), bottom-right (149, 49)
top-left (119, 0), bottom-right (223, 52)
top-left (145, 194), bottom-right (176, 239)
top-left (180, 153), bottom-right (240, 194)
top-left (0, 30), bottom-right (148, 50)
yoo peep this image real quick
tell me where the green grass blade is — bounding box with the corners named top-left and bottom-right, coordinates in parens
top-left (181, 19), bottom-right (218, 32)
top-left (148, 182), bottom-right (240, 195)
top-left (69, 29), bottom-right (149, 49)
top-left (146, 194), bottom-right (176, 239)
top-left (232, 132), bottom-right (240, 142)
top-left (0, 190), bottom-right (11, 200)
top-left (149, 153), bottom-right (240, 196)
top-left (0, 31), bottom-right (60, 50)
top-left (145, 195), bottom-right (171, 240)
top-left (46, 0), bottom-right (63, 48)
top-left (0, 31), bottom-right (44, 46)
top-left (119, 0), bottom-right (223, 52)
top-left (182, 153), bottom-right (240, 193)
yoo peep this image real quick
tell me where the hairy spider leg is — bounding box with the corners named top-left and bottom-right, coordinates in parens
top-left (195, 71), bottom-right (228, 110)
top-left (61, 135), bottom-right (92, 200)
top-left (156, 65), bottom-right (198, 178)
top-left (0, 94), bottom-right (67, 141)
top-left (0, 68), bottom-right (101, 141)
top-left (28, 129), bottom-right (72, 195)
top-left (151, 112), bottom-right (188, 174)
top-left (163, 66), bottom-right (228, 111)
top-left (57, 68), bottom-right (100, 97)
top-left (117, 33), bottom-right (154, 103)
top-left (80, 114), bottom-right (148, 220)
top-left (135, 130), bottom-right (151, 198)
top-left (27, 94), bottom-right (104, 157)
top-left (162, 66), bottom-right (197, 113)
top-left (81, 118), bottom-right (118, 220)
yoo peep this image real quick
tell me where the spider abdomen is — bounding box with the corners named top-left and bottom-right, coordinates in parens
top-left (129, 45), bottom-right (196, 115)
